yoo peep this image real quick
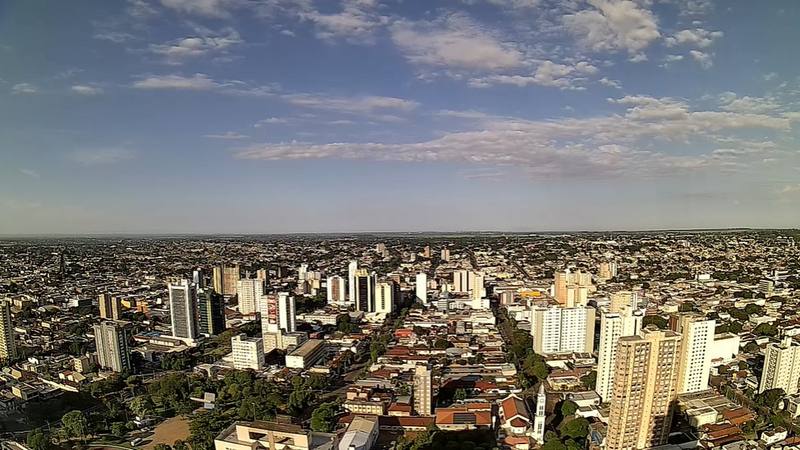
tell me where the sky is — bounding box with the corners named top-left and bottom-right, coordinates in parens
top-left (1, 0), bottom-right (799, 234)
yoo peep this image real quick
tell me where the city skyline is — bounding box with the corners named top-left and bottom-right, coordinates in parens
top-left (2, 1), bottom-right (800, 234)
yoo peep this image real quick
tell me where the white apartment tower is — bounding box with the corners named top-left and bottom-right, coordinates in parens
top-left (415, 273), bottom-right (427, 304)
top-left (326, 275), bottom-right (347, 303)
top-left (374, 281), bottom-right (395, 314)
top-left (93, 321), bottom-right (131, 373)
top-left (236, 278), bottom-right (264, 315)
top-left (231, 334), bottom-right (264, 370)
top-left (168, 279), bottom-right (198, 343)
top-left (347, 260), bottom-right (358, 304)
top-left (759, 337), bottom-right (800, 394)
top-left (413, 364), bottom-right (432, 416)
top-left (596, 306), bottom-right (644, 401)
top-left (676, 313), bottom-right (715, 394)
top-left (531, 304), bottom-right (595, 355)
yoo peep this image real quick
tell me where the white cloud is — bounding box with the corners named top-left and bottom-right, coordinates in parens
top-left (299, 0), bottom-right (385, 43)
top-left (11, 83), bottom-right (38, 94)
top-left (390, 13), bottom-right (524, 71)
top-left (132, 73), bottom-right (220, 90)
top-left (255, 117), bottom-right (289, 127)
top-left (564, 0), bottom-right (660, 54)
top-left (18, 168), bottom-right (40, 179)
top-left (469, 60), bottom-right (596, 89)
top-left (718, 93), bottom-right (782, 114)
top-left (665, 28), bottom-right (723, 48)
top-left (689, 49), bottom-right (713, 69)
top-left (159, 0), bottom-right (236, 18)
top-left (127, 0), bottom-right (158, 18)
top-left (69, 148), bottom-right (136, 165)
top-left (598, 77), bottom-right (622, 88)
top-left (282, 93), bottom-right (419, 115)
top-left (663, 54), bottom-right (684, 62)
top-left (203, 131), bottom-right (249, 140)
top-left (93, 31), bottom-right (136, 43)
top-left (150, 29), bottom-right (242, 64)
top-left (71, 85), bottom-right (104, 95)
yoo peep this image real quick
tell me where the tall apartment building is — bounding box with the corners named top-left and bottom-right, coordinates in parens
top-left (596, 306), bottom-right (644, 401)
top-left (416, 273), bottom-right (427, 304)
top-left (98, 293), bottom-right (121, 320)
top-left (413, 364), bottom-right (432, 416)
top-left (168, 279), bottom-right (198, 343)
top-left (531, 305), bottom-right (595, 355)
top-left (606, 329), bottom-right (682, 450)
top-left (759, 337), bottom-right (800, 394)
top-left (231, 334), bottom-right (264, 370)
top-left (326, 275), bottom-right (347, 303)
top-left (260, 292), bottom-right (296, 353)
top-left (213, 264), bottom-right (240, 297)
top-left (676, 313), bottom-right (715, 394)
top-left (353, 269), bottom-right (377, 313)
top-left (553, 269), bottom-right (592, 307)
top-left (471, 272), bottom-right (485, 301)
top-left (609, 291), bottom-right (639, 313)
top-left (440, 248), bottom-right (450, 262)
top-left (198, 289), bottom-right (226, 336)
top-left (598, 261), bottom-right (619, 281)
top-left (236, 278), bottom-right (264, 315)
top-left (348, 260), bottom-right (358, 303)
top-left (375, 281), bottom-right (395, 314)
top-left (93, 321), bottom-right (131, 373)
top-left (0, 299), bottom-right (16, 362)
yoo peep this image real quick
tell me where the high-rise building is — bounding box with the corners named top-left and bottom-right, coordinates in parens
top-left (598, 261), bottom-right (618, 281)
top-left (212, 266), bottom-right (224, 295)
top-left (348, 260), bottom-right (358, 303)
top-left (596, 306), bottom-right (644, 401)
top-left (533, 384), bottom-right (546, 444)
top-left (98, 293), bottom-right (121, 320)
top-left (676, 313), bottom-right (715, 394)
top-left (326, 276), bottom-right (347, 303)
top-left (278, 293), bottom-right (296, 333)
top-left (415, 273), bottom-right (427, 304)
top-left (260, 292), bottom-right (295, 353)
top-left (231, 334), bottom-right (264, 370)
top-left (0, 299), bottom-right (16, 362)
top-left (440, 248), bottom-right (450, 262)
top-left (198, 289), bottom-right (226, 336)
top-left (413, 364), bottom-right (432, 416)
top-left (256, 268), bottom-right (269, 284)
top-left (375, 281), bottom-right (395, 314)
top-left (471, 272), bottom-right (485, 300)
top-left (423, 245), bottom-right (431, 258)
top-left (353, 269), bottom-right (377, 313)
top-left (606, 329), bottom-right (682, 450)
top-left (93, 321), bottom-right (131, 373)
top-left (531, 305), bottom-right (595, 355)
top-left (759, 337), bottom-right (800, 394)
top-left (236, 278), bottom-right (264, 315)
top-left (169, 279), bottom-right (198, 343)
top-left (192, 268), bottom-right (204, 289)
top-left (553, 269), bottom-right (592, 307)
top-left (453, 269), bottom-right (470, 293)
top-left (213, 265), bottom-right (240, 297)
top-left (609, 291), bottom-right (639, 313)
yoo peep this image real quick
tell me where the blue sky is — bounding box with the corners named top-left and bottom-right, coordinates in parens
top-left (1, 0), bottom-right (799, 234)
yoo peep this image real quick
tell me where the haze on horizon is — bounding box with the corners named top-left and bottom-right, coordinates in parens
top-left (1, 0), bottom-right (799, 235)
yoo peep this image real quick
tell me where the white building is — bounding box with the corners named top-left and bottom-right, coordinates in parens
top-left (260, 292), bottom-right (296, 353)
top-left (338, 416), bottom-right (379, 450)
top-left (374, 281), bottom-right (394, 314)
top-left (533, 384), bottom-right (546, 444)
top-left (759, 337), bottom-right (800, 394)
top-left (168, 279), bottom-right (198, 343)
top-left (415, 273), bottom-right (427, 304)
top-left (677, 314), bottom-right (715, 394)
top-left (326, 275), bottom-right (347, 304)
top-left (413, 364), bottom-right (432, 416)
top-left (236, 278), bottom-right (264, 315)
top-left (93, 321), bottom-right (130, 373)
top-left (596, 306), bottom-right (644, 401)
top-left (709, 333), bottom-right (741, 366)
top-left (278, 293), bottom-right (296, 333)
top-left (609, 291), bottom-right (639, 313)
top-left (231, 334), bottom-right (264, 370)
top-left (348, 260), bottom-right (358, 304)
top-left (531, 304), bottom-right (595, 355)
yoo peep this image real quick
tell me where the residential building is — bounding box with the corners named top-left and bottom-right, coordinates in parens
top-left (759, 337), bottom-right (800, 394)
top-left (98, 293), bottom-right (121, 320)
top-left (236, 278), bottom-right (264, 315)
top-left (413, 364), bottom-right (432, 416)
top-left (213, 264), bottom-right (240, 297)
top-left (606, 328), bottom-right (682, 450)
top-left (93, 321), bottom-right (131, 373)
top-left (326, 275), bottom-right (347, 303)
top-left (609, 291), bottom-right (638, 313)
top-left (231, 334), bottom-right (264, 370)
top-left (553, 269), bottom-right (592, 307)
top-left (676, 313), bottom-right (715, 394)
top-left (169, 279), bottom-right (198, 343)
top-left (596, 306), bottom-right (644, 401)
top-left (353, 269), bottom-right (376, 313)
top-left (531, 305), bottom-right (595, 355)
top-left (348, 260), bottom-right (358, 304)
top-left (374, 281), bottom-right (395, 314)
top-left (0, 299), bottom-right (16, 362)
top-left (416, 272), bottom-right (427, 304)
top-left (338, 416), bottom-right (378, 450)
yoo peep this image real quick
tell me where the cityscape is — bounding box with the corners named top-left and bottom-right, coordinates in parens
top-left (2, 1), bottom-right (800, 450)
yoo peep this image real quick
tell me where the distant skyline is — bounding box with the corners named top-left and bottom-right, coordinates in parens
top-left (1, 0), bottom-right (799, 234)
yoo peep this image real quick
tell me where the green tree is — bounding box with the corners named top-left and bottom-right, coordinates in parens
top-left (756, 388), bottom-right (786, 410)
top-left (580, 371), bottom-right (597, 390)
top-left (541, 439), bottom-right (567, 450)
top-left (26, 428), bottom-right (51, 450)
top-left (560, 400), bottom-right (578, 417)
top-left (153, 445), bottom-right (172, 450)
top-left (753, 323), bottom-right (778, 337)
top-left (433, 338), bottom-right (452, 349)
top-left (744, 342), bottom-right (760, 353)
top-left (61, 410), bottom-right (88, 441)
top-left (642, 315), bottom-right (668, 329)
top-left (130, 395), bottom-right (155, 418)
top-left (310, 402), bottom-right (338, 432)
top-left (111, 421), bottom-right (126, 438)
top-left (454, 388), bottom-right (467, 402)
top-left (560, 417), bottom-right (590, 440)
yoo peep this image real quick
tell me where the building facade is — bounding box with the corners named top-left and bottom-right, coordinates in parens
top-left (93, 321), bottom-right (131, 373)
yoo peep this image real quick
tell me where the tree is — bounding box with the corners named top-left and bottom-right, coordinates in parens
top-left (454, 388), bottom-right (467, 401)
top-left (153, 445), bottom-right (172, 450)
top-left (560, 417), bottom-right (590, 440)
top-left (130, 395), bottom-right (154, 418)
top-left (61, 410), bottom-right (88, 441)
top-left (310, 402), bottom-right (338, 432)
top-left (541, 439), bottom-right (567, 450)
top-left (642, 315), bottom-right (668, 329)
top-left (756, 388), bottom-right (785, 410)
top-left (433, 338), bottom-right (452, 349)
top-left (753, 323), bottom-right (778, 337)
top-left (111, 421), bottom-right (126, 438)
top-left (173, 440), bottom-right (189, 450)
top-left (560, 400), bottom-right (578, 417)
top-left (26, 428), bottom-right (51, 450)
top-left (744, 342), bottom-right (760, 353)
top-left (580, 371), bottom-right (597, 390)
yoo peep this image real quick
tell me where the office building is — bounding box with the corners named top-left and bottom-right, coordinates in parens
top-left (213, 264), bottom-right (240, 297)
top-left (278, 292), bottom-right (296, 333)
top-left (348, 260), bottom-right (358, 303)
top-left (236, 278), bottom-right (264, 315)
top-left (214, 420), bottom-right (336, 450)
top-left (260, 292), bottom-right (296, 353)
top-left (0, 299), bottom-right (17, 362)
top-left (596, 306), bottom-right (644, 401)
top-left (553, 269), bottom-right (592, 307)
top-left (414, 364), bottom-right (433, 416)
top-left (598, 261), bottom-right (618, 281)
top-left (440, 248), bottom-right (450, 261)
top-left (93, 321), bottom-right (131, 373)
top-left (286, 339), bottom-right (327, 369)
top-left (338, 416), bottom-right (379, 450)
top-left (609, 291), bottom-right (639, 313)
top-left (231, 334), bottom-right (264, 370)
top-left (531, 305), bottom-right (595, 355)
top-left (415, 272), bottom-right (427, 304)
top-left (375, 281), bottom-right (395, 314)
top-left (326, 275), bottom-right (347, 304)
top-left (198, 289), bottom-right (226, 336)
top-left (676, 313), bottom-right (715, 394)
top-left (353, 269), bottom-right (377, 313)
top-left (169, 279), bottom-right (198, 343)
top-left (606, 329), bottom-right (682, 450)
top-left (98, 293), bottom-right (121, 320)
top-left (759, 337), bottom-right (800, 394)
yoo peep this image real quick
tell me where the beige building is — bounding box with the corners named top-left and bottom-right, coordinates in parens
top-left (231, 334), bottom-right (264, 371)
top-left (98, 293), bottom-right (121, 320)
top-left (553, 269), bottom-right (592, 307)
top-left (759, 337), bottom-right (800, 394)
top-left (413, 364), bottom-right (432, 416)
top-left (236, 278), bottom-right (263, 315)
top-left (606, 328), bottom-right (682, 450)
top-left (531, 305), bottom-right (595, 355)
top-left (609, 291), bottom-right (638, 313)
top-left (286, 339), bottom-right (327, 370)
top-left (214, 420), bottom-right (336, 450)
top-left (596, 306), bottom-right (643, 401)
top-left (0, 299), bottom-right (16, 362)
top-left (213, 264), bottom-right (240, 297)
